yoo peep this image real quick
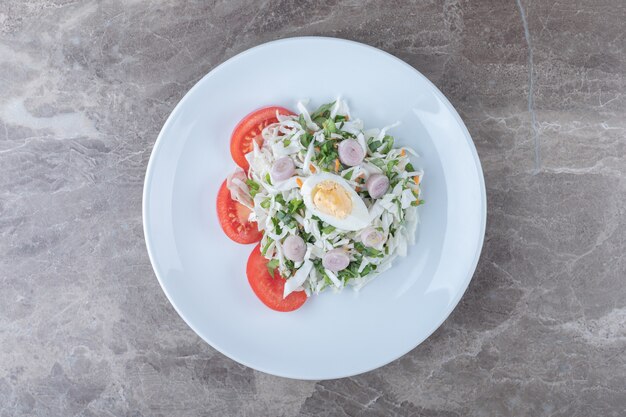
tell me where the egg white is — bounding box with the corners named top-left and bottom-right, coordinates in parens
top-left (301, 172), bottom-right (370, 231)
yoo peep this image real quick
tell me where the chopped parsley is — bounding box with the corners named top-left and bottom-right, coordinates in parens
top-left (287, 199), bottom-right (304, 214)
top-left (322, 118), bottom-right (337, 136)
top-left (300, 132), bottom-right (313, 147)
top-left (310, 101), bottom-right (335, 121)
top-left (298, 114), bottom-right (307, 130)
top-left (267, 259), bottom-right (280, 276)
top-left (368, 140), bottom-right (382, 153)
top-left (276, 210), bottom-right (297, 229)
top-left (354, 242), bottom-right (384, 258)
top-left (386, 159), bottom-right (399, 176)
top-left (245, 179), bottom-right (260, 197)
top-left (321, 225), bottom-right (336, 235)
top-left (261, 237), bottom-right (273, 255)
top-left (380, 135), bottom-right (394, 154)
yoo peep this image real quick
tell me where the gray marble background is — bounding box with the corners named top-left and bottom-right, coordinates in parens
top-left (1, 0), bottom-right (625, 416)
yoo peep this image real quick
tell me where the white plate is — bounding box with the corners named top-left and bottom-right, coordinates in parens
top-left (143, 37), bottom-right (486, 380)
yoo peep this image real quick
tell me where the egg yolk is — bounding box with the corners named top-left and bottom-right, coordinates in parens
top-left (311, 180), bottom-right (353, 219)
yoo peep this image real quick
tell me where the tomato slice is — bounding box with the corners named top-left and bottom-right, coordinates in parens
top-left (216, 180), bottom-right (262, 244)
top-left (246, 243), bottom-right (307, 312)
top-left (230, 106), bottom-right (295, 170)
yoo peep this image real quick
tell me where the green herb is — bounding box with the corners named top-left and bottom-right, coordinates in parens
top-left (405, 162), bottom-right (415, 172)
top-left (342, 169), bottom-right (354, 180)
top-left (276, 210), bottom-right (289, 221)
top-left (316, 140), bottom-right (339, 168)
top-left (386, 159), bottom-right (399, 175)
top-left (321, 225), bottom-right (336, 234)
top-left (285, 259), bottom-right (295, 270)
top-left (388, 170), bottom-right (399, 188)
top-left (264, 173), bottom-right (272, 185)
top-left (298, 114), bottom-right (307, 130)
top-left (321, 140), bottom-right (335, 153)
top-left (261, 237), bottom-right (274, 255)
top-left (275, 194), bottom-right (285, 205)
top-left (368, 140), bottom-right (382, 153)
top-left (322, 118), bottom-right (337, 136)
top-left (313, 259), bottom-right (329, 283)
top-left (361, 264), bottom-right (374, 275)
top-left (301, 132), bottom-right (313, 147)
top-left (370, 158), bottom-right (386, 171)
top-left (271, 217), bottom-right (282, 234)
top-left (311, 101), bottom-right (335, 120)
top-left (246, 179), bottom-right (260, 197)
top-left (283, 139), bottom-right (291, 147)
top-left (412, 199), bottom-right (425, 206)
top-left (354, 242), bottom-right (383, 258)
top-left (338, 267), bottom-right (357, 281)
top-left (335, 115), bottom-right (347, 122)
top-left (340, 130), bottom-right (356, 139)
top-left (260, 198), bottom-right (271, 209)
top-left (318, 153), bottom-right (338, 168)
top-left (267, 259), bottom-right (280, 276)
top-left (313, 258), bottom-right (322, 270)
top-left (287, 199), bottom-right (304, 214)
top-left (312, 117), bottom-right (324, 126)
top-left (380, 135), bottom-right (394, 154)
top-left (338, 261), bottom-right (361, 282)
top-left (276, 210), bottom-right (297, 228)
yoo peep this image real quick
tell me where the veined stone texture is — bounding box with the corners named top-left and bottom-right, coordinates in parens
top-left (0, 1), bottom-right (624, 416)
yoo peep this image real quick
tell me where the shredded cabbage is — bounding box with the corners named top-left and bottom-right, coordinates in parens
top-left (228, 99), bottom-right (424, 297)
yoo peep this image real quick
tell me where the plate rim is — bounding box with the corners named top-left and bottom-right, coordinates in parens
top-left (142, 36), bottom-right (487, 380)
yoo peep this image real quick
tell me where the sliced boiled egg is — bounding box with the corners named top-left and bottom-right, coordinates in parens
top-left (301, 172), bottom-right (369, 231)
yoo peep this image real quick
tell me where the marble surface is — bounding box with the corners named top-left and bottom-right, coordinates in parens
top-left (0, 0), bottom-right (625, 415)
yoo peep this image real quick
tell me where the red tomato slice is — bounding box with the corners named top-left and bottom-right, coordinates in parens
top-left (230, 106), bottom-right (295, 170)
top-left (216, 180), bottom-right (262, 244)
top-left (246, 243), bottom-right (307, 312)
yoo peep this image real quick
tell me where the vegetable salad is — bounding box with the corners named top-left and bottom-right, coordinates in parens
top-left (227, 99), bottom-right (423, 298)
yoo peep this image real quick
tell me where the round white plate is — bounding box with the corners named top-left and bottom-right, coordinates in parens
top-left (143, 37), bottom-right (486, 380)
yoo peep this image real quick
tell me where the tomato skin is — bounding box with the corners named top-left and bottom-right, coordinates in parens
top-left (246, 243), bottom-right (307, 312)
top-left (216, 180), bottom-right (262, 244)
top-left (230, 106), bottom-right (295, 170)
